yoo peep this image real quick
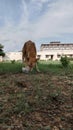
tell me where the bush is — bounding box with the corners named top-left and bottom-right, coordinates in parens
top-left (60, 56), bottom-right (70, 67)
top-left (11, 60), bottom-right (15, 64)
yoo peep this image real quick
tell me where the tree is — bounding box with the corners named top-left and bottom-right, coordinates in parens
top-left (0, 44), bottom-right (5, 57)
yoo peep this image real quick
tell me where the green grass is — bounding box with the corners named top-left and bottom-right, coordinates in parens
top-left (38, 60), bottom-right (73, 75)
top-left (0, 61), bottom-right (73, 75)
top-left (0, 62), bottom-right (22, 73)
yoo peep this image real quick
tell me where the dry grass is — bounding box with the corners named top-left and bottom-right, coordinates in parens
top-left (0, 71), bottom-right (73, 130)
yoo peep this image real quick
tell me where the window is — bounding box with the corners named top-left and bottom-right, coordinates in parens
top-left (45, 55), bottom-right (49, 58)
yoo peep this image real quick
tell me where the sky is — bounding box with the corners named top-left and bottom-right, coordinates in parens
top-left (0, 0), bottom-right (73, 52)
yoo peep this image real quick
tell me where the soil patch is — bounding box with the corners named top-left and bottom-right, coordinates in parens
top-left (0, 73), bottom-right (73, 130)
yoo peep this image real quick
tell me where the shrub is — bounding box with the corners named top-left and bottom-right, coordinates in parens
top-left (11, 60), bottom-right (15, 64)
top-left (60, 56), bottom-right (70, 67)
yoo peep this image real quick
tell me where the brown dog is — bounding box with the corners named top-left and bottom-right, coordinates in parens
top-left (22, 40), bottom-right (39, 72)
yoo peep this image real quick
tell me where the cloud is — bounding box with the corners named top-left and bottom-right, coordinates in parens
top-left (0, 0), bottom-right (73, 52)
top-left (34, 0), bottom-right (73, 38)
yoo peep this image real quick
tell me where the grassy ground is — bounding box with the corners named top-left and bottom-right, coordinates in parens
top-left (0, 62), bottom-right (22, 73)
top-left (0, 61), bottom-right (73, 130)
top-left (0, 60), bottom-right (73, 74)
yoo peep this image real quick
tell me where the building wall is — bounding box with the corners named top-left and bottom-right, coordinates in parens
top-left (0, 56), bottom-right (3, 62)
top-left (3, 52), bottom-right (22, 61)
top-left (37, 45), bottom-right (73, 60)
top-left (2, 50), bottom-right (73, 62)
top-left (2, 42), bottom-right (73, 61)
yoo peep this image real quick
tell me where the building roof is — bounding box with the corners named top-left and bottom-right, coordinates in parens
top-left (41, 42), bottom-right (73, 46)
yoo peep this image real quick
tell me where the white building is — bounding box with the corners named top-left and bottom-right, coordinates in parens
top-left (3, 52), bottom-right (22, 61)
top-left (37, 41), bottom-right (73, 60)
top-left (2, 41), bottom-right (73, 62)
top-left (0, 56), bottom-right (2, 62)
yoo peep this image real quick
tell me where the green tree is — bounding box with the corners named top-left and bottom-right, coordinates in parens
top-left (0, 44), bottom-right (5, 57)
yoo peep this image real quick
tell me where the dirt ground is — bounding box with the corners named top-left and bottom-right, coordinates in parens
top-left (0, 72), bottom-right (73, 130)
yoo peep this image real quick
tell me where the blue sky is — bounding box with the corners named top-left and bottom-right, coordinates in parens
top-left (0, 0), bottom-right (73, 52)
